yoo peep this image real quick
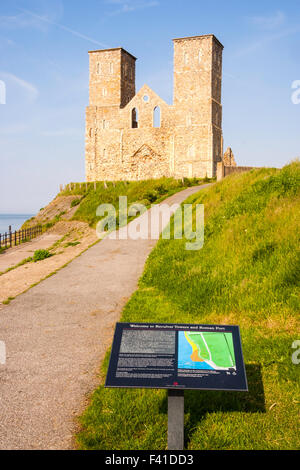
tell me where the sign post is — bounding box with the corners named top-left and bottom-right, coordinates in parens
top-left (168, 389), bottom-right (184, 450)
top-left (105, 322), bottom-right (248, 449)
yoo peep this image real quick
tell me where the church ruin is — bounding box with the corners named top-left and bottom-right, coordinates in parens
top-left (85, 34), bottom-right (224, 181)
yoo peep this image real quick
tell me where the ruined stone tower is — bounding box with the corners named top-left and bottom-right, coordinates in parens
top-left (85, 34), bottom-right (224, 181)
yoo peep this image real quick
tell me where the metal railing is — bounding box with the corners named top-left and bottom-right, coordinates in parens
top-left (0, 225), bottom-right (42, 250)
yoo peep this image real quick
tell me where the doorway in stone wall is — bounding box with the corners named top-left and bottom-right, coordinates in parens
top-left (130, 144), bottom-right (165, 179)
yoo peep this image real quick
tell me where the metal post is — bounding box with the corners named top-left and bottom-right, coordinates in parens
top-left (167, 389), bottom-right (185, 450)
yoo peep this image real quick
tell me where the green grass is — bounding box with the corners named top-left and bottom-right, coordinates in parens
top-left (2, 296), bottom-right (15, 305)
top-left (77, 161), bottom-right (300, 450)
top-left (60, 177), bottom-right (210, 228)
top-left (64, 241), bottom-right (81, 247)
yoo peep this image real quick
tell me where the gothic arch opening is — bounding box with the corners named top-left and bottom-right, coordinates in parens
top-left (153, 106), bottom-right (161, 128)
top-left (131, 107), bottom-right (139, 128)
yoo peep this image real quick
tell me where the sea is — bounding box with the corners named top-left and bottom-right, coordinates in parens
top-left (177, 331), bottom-right (214, 370)
top-left (0, 214), bottom-right (34, 234)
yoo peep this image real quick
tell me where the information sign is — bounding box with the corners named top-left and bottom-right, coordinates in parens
top-left (105, 323), bottom-right (248, 391)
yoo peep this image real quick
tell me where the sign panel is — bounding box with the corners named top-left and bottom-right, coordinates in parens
top-left (105, 323), bottom-right (248, 391)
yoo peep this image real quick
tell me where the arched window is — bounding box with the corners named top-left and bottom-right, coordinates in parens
top-left (188, 144), bottom-right (195, 158)
top-left (131, 107), bottom-right (138, 128)
top-left (153, 106), bottom-right (161, 128)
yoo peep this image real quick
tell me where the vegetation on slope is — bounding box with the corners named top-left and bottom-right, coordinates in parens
top-left (63, 177), bottom-right (209, 228)
top-left (77, 161), bottom-right (300, 450)
top-left (22, 177), bottom-right (208, 234)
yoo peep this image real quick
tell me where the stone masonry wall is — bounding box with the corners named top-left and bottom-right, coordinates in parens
top-left (217, 161), bottom-right (258, 181)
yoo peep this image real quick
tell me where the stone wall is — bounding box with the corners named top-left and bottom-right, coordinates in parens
top-left (85, 35), bottom-right (224, 181)
top-left (217, 161), bottom-right (258, 181)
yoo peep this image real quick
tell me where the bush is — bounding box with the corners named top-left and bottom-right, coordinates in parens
top-left (44, 222), bottom-right (54, 229)
top-left (71, 198), bottom-right (81, 208)
top-left (155, 184), bottom-right (168, 195)
top-left (33, 249), bottom-right (52, 262)
top-left (144, 190), bottom-right (159, 203)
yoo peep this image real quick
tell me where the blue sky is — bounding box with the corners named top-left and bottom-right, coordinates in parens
top-left (0, 0), bottom-right (299, 213)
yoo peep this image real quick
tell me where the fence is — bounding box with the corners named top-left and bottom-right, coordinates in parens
top-left (59, 181), bottom-right (111, 192)
top-left (0, 225), bottom-right (42, 250)
top-left (59, 178), bottom-right (188, 193)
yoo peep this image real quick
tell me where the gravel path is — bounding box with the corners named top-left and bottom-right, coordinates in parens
top-left (0, 185), bottom-right (208, 450)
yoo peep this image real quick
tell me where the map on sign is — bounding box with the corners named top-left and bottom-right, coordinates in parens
top-left (178, 331), bottom-right (236, 371)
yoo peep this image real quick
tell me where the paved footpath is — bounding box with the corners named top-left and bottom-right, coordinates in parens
top-left (0, 233), bottom-right (61, 272)
top-left (0, 185), bottom-right (209, 450)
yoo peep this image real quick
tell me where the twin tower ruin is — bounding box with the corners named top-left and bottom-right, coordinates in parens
top-left (85, 34), bottom-right (224, 181)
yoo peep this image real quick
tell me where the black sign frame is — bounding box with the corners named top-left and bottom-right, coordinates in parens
top-left (105, 322), bottom-right (248, 391)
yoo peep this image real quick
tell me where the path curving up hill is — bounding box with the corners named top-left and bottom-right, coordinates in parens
top-left (0, 185), bottom-right (209, 450)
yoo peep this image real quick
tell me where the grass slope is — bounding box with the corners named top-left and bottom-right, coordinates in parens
top-left (61, 177), bottom-right (208, 228)
top-left (77, 162), bottom-right (300, 450)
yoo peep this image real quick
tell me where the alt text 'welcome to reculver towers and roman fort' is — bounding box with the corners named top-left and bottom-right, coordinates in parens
top-left (85, 35), bottom-right (224, 181)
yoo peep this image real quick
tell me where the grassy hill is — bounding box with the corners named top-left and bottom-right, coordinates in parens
top-left (24, 177), bottom-right (208, 231)
top-left (63, 177), bottom-right (207, 228)
top-left (77, 161), bottom-right (300, 450)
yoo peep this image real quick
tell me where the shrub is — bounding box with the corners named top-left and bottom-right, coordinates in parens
top-left (44, 222), bottom-right (54, 229)
top-left (144, 190), bottom-right (159, 203)
top-left (71, 198), bottom-right (81, 208)
top-left (155, 184), bottom-right (168, 195)
top-left (33, 249), bottom-right (52, 262)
